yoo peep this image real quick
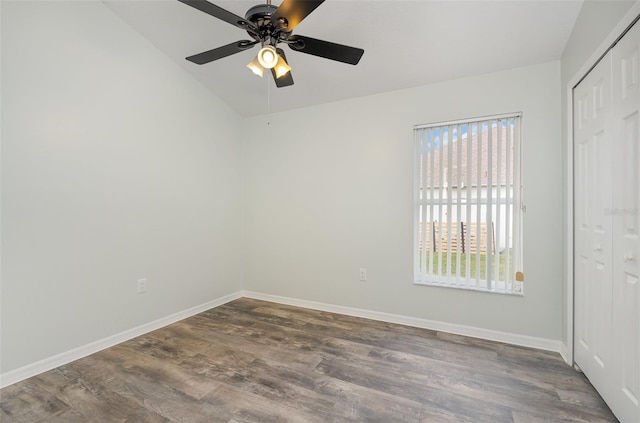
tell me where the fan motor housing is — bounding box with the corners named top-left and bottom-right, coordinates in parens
top-left (245, 4), bottom-right (277, 26)
top-left (245, 3), bottom-right (291, 44)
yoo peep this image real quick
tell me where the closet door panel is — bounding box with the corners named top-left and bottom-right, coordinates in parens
top-left (573, 50), bottom-right (614, 394)
top-left (612, 19), bottom-right (640, 423)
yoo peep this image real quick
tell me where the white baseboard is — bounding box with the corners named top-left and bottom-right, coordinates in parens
top-left (242, 291), bottom-right (563, 354)
top-left (559, 342), bottom-right (572, 366)
top-left (0, 291), bottom-right (243, 389)
top-left (1, 289), bottom-right (565, 389)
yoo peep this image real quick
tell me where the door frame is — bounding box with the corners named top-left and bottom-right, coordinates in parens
top-left (565, 2), bottom-right (640, 366)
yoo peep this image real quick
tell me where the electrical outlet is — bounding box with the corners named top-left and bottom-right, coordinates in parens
top-left (359, 268), bottom-right (367, 281)
top-left (137, 278), bottom-right (147, 294)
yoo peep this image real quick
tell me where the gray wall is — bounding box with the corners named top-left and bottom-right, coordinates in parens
top-left (1, 1), bottom-right (243, 373)
top-left (242, 61), bottom-right (564, 341)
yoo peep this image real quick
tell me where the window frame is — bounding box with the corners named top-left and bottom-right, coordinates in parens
top-left (413, 112), bottom-right (524, 295)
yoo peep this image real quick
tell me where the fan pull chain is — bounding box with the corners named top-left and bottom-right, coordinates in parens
top-left (267, 71), bottom-right (271, 115)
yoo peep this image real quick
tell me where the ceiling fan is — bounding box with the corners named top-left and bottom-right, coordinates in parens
top-left (177, 0), bottom-right (365, 88)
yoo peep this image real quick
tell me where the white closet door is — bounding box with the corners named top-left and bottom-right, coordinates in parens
top-left (573, 49), bottom-right (614, 398)
top-left (611, 19), bottom-right (640, 423)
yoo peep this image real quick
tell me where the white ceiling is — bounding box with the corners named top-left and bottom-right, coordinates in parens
top-left (104, 0), bottom-right (583, 117)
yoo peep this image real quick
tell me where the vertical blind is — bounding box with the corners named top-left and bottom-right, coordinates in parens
top-left (413, 113), bottom-right (524, 294)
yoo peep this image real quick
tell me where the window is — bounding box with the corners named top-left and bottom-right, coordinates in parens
top-left (413, 113), bottom-right (524, 294)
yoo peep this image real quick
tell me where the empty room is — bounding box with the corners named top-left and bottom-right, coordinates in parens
top-left (1, 0), bottom-right (639, 422)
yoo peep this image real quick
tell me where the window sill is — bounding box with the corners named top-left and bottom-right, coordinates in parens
top-left (413, 279), bottom-right (524, 296)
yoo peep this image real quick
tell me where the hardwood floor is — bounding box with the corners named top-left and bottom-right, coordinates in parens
top-left (1, 298), bottom-right (618, 422)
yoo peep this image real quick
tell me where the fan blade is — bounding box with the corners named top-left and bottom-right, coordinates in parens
top-left (288, 35), bottom-right (364, 65)
top-left (186, 40), bottom-right (257, 65)
top-left (178, 0), bottom-right (256, 32)
top-left (271, 0), bottom-right (324, 32)
top-left (271, 48), bottom-right (294, 88)
top-left (271, 68), bottom-right (294, 87)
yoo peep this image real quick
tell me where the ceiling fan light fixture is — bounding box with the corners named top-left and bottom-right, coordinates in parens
top-left (246, 56), bottom-right (264, 77)
top-left (273, 55), bottom-right (291, 79)
top-left (177, 0), bottom-right (364, 89)
top-left (257, 45), bottom-right (278, 69)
